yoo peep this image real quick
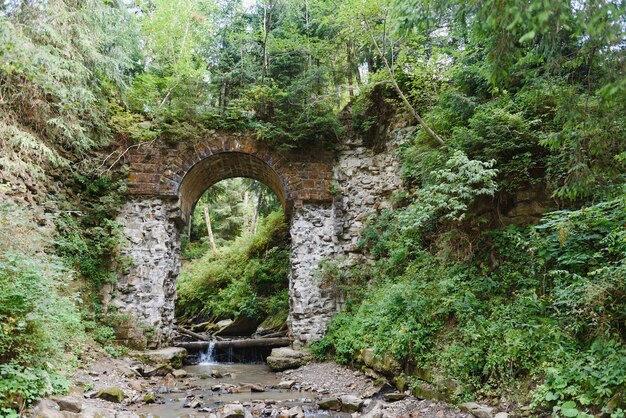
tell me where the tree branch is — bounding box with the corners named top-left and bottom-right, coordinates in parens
top-left (362, 15), bottom-right (445, 146)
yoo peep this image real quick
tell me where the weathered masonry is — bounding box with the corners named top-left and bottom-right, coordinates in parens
top-left (110, 131), bottom-right (404, 347)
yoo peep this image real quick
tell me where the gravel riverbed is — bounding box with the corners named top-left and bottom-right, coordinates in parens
top-left (29, 346), bottom-right (475, 418)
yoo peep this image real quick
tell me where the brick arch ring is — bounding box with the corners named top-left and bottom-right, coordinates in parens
top-left (125, 133), bottom-right (335, 222)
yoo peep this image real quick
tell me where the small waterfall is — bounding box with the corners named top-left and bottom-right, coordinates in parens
top-left (199, 340), bottom-right (216, 364)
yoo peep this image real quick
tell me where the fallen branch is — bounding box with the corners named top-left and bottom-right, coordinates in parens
top-left (259, 330), bottom-right (287, 339)
top-left (92, 137), bottom-right (158, 176)
top-left (174, 325), bottom-right (209, 341)
top-left (190, 321), bottom-right (212, 332)
top-left (174, 337), bottom-right (290, 350)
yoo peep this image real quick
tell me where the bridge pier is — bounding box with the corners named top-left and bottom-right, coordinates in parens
top-left (111, 197), bottom-right (181, 348)
top-left (288, 203), bottom-right (341, 345)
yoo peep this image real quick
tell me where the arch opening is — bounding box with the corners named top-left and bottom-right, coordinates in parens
top-left (176, 176), bottom-right (291, 358)
top-left (178, 152), bottom-right (290, 224)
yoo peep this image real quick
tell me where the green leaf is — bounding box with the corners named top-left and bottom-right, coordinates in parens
top-left (519, 30), bottom-right (536, 43)
top-left (546, 391), bottom-right (560, 401)
top-left (561, 401), bottom-right (580, 417)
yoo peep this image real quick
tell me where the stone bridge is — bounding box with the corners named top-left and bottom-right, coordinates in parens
top-left (109, 131), bottom-right (404, 348)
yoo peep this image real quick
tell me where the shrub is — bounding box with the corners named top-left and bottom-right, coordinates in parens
top-left (0, 205), bottom-right (84, 413)
top-left (176, 210), bottom-right (290, 326)
top-left (315, 196), bottom-right (626, 414)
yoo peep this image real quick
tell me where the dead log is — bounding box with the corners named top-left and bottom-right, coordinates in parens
top-left (259, 330), bottom-right (287, 339)
top-left (173, 337), bottom-right (290, 351)
top-left (190, 321), bottom-right (212, 332)
top-left (174, 325), bottom-right (209, 341)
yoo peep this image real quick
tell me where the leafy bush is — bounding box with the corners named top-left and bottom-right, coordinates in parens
top-left (315, 196), bottom-right (626, 414)
top-left (176, 211), bottom-right (290, 326)
top-left (400, 150), bottom-right (498, 231)
top-left (54, 174), bottom-right (128, 294)
top-left (534, 339), bottom-right (626, 418)
top-left (0, 206), bottom-right (84, 414)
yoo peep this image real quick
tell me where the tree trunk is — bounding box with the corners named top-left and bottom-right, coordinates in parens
top-left (243, 190), bottom-right (250, 232)
top-left (203, 206), bottom-right (219, 256)
top-left (174, 337), bottom-right (291, 350)
top-left (305, 0), bottom-right (312, 71)
top-left (251, 192), bottom-right (261, 235)
top-left (347, 42), bottom-right (354, 98)
top-left (174, 325), bottom-right (209, 341)
top-left (261, 0), bottom-right (274, 82)
top-left (362, 16), bottom-right (444, 146)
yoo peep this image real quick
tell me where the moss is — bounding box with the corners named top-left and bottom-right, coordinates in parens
top-left (96, 387), bottom-right (125, 403)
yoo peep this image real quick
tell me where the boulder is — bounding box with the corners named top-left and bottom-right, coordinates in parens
top-left (359, 348), bottom-right (401, 375)
top-left (132, 347), bottom-right (187, 369)
top-left (96, 387), bottom-right (126, 403)
top-left (172, 369), bottom-right (188, 378)
top-left (246, 384), bottom-right (265, 392)
top-left (317, 397), bottom-right (341, 411)
top-left (80, 405), bottom-right (116, 417)
top-left (460, 402), bottom-right (495, 418)
top-left (229, 385), bottom-right (251, 393)
top-left (383, 392), bottom-right (407, 402)
top-left (143, 392), bottom-right (156, 404)
top-left (51, 396), bottom-right (82, 413)
top-left (411, 380), bottom-right (447, 401)
top-left (182, 396), bottom-right (202, 409)
top-left (33, 399), bottom-right (64, 418)
top-left (286, 406), bottom-right (304, 418)
top-left (222, 403), bottom-right (246, 418)
top-left (340, 395), bottom-right (364, 413)
top-left (143, 364), bottom-right (173, 377)
top-left (276, 380), bottom-right (295, 389)
top-left (215, 317), bottom-right (262, 337)
top-left (360, 400), bottom-right (384, 418)
top-left (128, 380), bottom-right (144, 392)
top-left (266, 347), bottom-right (310, 371)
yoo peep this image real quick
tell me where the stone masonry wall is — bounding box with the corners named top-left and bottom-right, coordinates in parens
top-left (288, 203), bottom-right (341, 345)
top-left (112, 129), bottom-right (406, 347)
top-left (334, 128), bottom-right (407, 255)
top-left (287, 128), bottom-right (407, 344)
top-left (113, 198), bottom-right (181, 348)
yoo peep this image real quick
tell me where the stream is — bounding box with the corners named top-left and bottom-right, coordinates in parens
top-left (134, 345), bottom-right (325, 418)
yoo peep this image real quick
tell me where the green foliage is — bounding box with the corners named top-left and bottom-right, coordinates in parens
top-left (534, 339), bottom-right (626, 418)
top-left (246, 83), bottom-right (344, 148)
top-left (400, 150), bottom-right (498, 231)
top-left (177, 210), bottom-right (289, 325)
top-left (0, 0), bottom-right (139, 154)
top-left (0, 205), bottom-right (84, 413)
top-left (316, 195), bottom-right (626, 414)
top-left (110, 0), bottom-right (352, 149)
top-left (387, 0), bottom-right (626, 202)
top-left (54, 174), bottom-right (128, 292)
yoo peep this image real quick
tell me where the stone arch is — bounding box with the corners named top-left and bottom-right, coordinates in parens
top-left (114, 133), bottom-right (340, 348)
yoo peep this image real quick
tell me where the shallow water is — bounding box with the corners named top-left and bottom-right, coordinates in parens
top-left (135, 362), bottom-right (320, 418)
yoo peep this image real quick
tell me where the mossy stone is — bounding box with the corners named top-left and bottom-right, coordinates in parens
top-left (96, 386), bottom-right (125, 403)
